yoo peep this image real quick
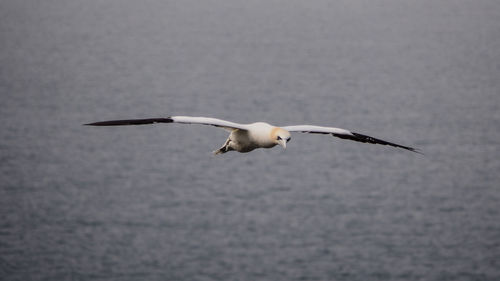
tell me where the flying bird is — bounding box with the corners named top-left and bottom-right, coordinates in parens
top-left (85, 116), bottom-right (420, 154)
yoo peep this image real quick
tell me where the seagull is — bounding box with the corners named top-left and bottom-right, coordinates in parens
top-left (85, 116), bottom-right (420, 154)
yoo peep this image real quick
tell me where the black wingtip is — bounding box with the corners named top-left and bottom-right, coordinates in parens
top-left (333, 132), bottom-right (422, 154)
top-left (84, 118), bottom-right (173, 126)
top-left (409, 147), bottom-right (424, 155)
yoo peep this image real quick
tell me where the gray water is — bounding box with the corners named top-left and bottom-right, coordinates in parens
top-left (1, 0), bottom-right (500, 280)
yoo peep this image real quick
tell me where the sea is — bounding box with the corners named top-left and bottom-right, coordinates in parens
top-left (1, 0), bottom-right (499, 280)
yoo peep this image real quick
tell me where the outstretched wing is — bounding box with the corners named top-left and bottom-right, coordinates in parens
top-left (282, 125), bottom-right (420, 153)
top-left (85, 116), bottom-right (250, 131)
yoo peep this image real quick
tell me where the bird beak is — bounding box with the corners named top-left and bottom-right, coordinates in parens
top-left (278, 139), bottom-right (287, 149)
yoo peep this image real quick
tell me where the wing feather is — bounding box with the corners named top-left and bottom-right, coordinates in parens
top-left (282, 125), bottom-right (420, 153)
top-left (85, 116), bottom-right (249, 131)
top-left (84, 118), bottom-right (173, 126)
top-left (170, 116), bottom-right (249, 131)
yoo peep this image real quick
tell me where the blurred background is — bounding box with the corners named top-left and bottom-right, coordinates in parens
top-left (1, 0), bottom-right (499, 280)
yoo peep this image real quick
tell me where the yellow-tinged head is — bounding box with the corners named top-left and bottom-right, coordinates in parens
top-left (271, 127), bottom-right (291, 149)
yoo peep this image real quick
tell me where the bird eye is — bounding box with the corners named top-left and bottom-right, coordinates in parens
top-left (277, 136), bottom-right (282, 141)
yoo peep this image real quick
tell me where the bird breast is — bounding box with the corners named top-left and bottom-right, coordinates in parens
top-left (246, 122), bottom-right (277, 148)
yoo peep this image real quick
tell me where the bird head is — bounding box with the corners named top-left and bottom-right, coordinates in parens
top-left (272, 128), bottom-right (291, 149)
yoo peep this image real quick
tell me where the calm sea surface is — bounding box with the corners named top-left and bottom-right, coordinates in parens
top-left (1, 0), bottom-right (500, 280)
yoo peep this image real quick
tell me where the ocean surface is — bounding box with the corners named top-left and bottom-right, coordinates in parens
top-left (1, 0), bottom-right (500, 280)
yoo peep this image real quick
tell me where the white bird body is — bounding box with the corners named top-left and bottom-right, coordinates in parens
top-left (85, 115), bottom-right (419, 154)
top-left (215, 122), bottom-right (290, 154)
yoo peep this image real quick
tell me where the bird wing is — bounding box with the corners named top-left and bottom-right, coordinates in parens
top-left (282, 125), bottom-right (420, 153)
top-left (169, 116), bottom-right (250, 131)
top-left (85, 116), bottom-right (250, 131)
